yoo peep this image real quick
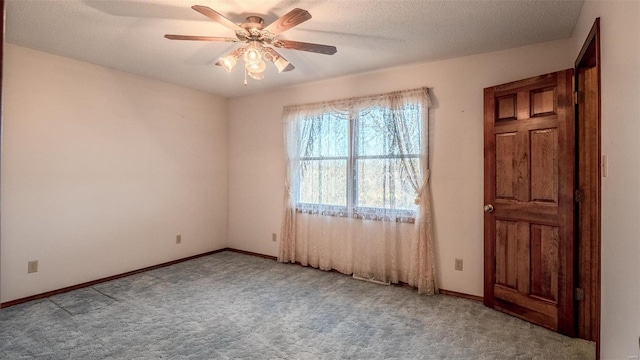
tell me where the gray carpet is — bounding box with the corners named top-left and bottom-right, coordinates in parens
top-left (0, 251), bottom-right (595, 359)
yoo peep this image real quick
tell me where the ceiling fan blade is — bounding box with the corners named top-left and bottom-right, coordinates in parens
top-left (165, 34), bottom-right (239, 42)
top-left (272, 40), bottom-right (337, 55)
top-left (262, 47), bottom-right (295, 72)
top-left (264, 8), bottom-right (311, 35)
top-left (191, 5), bottom-right (244, 32)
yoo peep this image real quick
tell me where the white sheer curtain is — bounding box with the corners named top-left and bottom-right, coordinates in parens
top-left (279, 88), bottom-right (437, 295)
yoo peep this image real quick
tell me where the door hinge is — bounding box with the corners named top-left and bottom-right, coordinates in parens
top-left (575, 287), bottom-right (585, 301)
top-left (574, 189), bottom-right (585, 202)
top-left (573, 91), bottom-right (581, 105)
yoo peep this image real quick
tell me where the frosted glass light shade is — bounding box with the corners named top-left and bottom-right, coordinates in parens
top-left (244, 48), bottom-right (261, 65)
top-left (246, 60), bottom-right (267, 74)
top-left (219, 55), bottom-right (237, 72)
top-left (248, 71), bottom-right (264, 80)
top-left (273, 57), bottom-right (291, 73)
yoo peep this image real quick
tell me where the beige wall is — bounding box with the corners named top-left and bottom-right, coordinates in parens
top-left (571, 2), bottom-right (640, 359)
top-left (0, 44), bottom-right (229, 303)
top-left (227, 38), bottom-right (574, 297)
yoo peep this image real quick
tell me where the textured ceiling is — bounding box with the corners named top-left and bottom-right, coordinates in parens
top-left (6, 0), bottom-right (584, 98)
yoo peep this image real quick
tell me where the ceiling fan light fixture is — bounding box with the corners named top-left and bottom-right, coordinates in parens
top-left (246, 59), bottom-right (267, 74)
top-left (273, 57), bottom-right (291, 73)
top-left (247, 71), bottom-right (265, 80)
top-left (166, 6), bottom-right (336, 85)
top-left (244, 42), bottom-right (262, 65)
top-left (219, 55), bottom-right (237, 72)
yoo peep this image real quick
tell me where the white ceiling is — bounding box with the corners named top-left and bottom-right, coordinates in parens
top-left (5, 0), bottom-right (584, 98)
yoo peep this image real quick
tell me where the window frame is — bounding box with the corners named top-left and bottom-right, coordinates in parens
top-left (296, 105), bottom-right (422, 223)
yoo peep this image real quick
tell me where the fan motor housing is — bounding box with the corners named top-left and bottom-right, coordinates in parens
top-left (238, 16), bottom-right (271, 42)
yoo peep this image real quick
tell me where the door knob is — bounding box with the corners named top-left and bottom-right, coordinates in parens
top-left (484, 204), bottom-right (494, 213)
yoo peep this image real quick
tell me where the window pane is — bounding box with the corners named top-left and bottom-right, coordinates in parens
top-left (357, 106), bottom-right (421, 156)
top-left (356, 158), bottom-right (418, 210)
top-left (299, 159), bottom-right (347, 206)
top-left (300, 113), bottom-right (349, 158)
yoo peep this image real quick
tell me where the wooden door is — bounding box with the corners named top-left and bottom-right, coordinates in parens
top-left (483, 69), bottom-right (575, 336)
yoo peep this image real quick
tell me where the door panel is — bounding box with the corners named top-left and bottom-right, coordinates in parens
top-left (531, 87), bottom-right (556, 116)
top-left (495, 219), bottom-right (518, 288)
top-left (530, 129), bottom-right (558, 203)
top-left (530, 224), bottom-right (559, 302)
top-left (495, 133), bottom-right (517, 200)
top-left (484, 70), bottom-right (574, 336)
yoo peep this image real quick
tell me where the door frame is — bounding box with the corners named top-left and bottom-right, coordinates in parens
top-left (0, 0), bottom-right (5, 304)
top-left (574, 17), bottom-right (601, 353)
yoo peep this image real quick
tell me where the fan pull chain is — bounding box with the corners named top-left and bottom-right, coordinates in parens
top-left (244, 67), bottom-right (248, 86)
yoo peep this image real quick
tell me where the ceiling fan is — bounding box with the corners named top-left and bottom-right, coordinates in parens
top-left (165, 5), bottom-right (337, 84)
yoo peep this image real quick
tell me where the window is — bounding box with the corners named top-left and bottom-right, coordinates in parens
top-left (281, 88), bottom-right (435, 294)
top-left (294, 98), bottom-right (424, 222)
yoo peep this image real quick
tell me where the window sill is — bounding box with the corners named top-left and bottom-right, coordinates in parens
top-left (295, 206), bottom-right (415, 224)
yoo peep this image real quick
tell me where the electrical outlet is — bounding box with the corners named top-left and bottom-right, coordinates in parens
top-left (455, 259), bottom-right (463, 271)
top-left (272, 233), bottom-right (277, 242)
top-left (28, 260), bottom-right (38, 274)
top-left (176, 235), bottom-right (182, 244)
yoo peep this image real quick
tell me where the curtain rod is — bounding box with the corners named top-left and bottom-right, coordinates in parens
top-left (283, 86), bottom-right (429, 111)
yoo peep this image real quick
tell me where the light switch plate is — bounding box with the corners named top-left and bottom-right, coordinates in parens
top-left (455, 259), bottom-right (463, 271)
top-left (28, 260), bottom-right (38, 273)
